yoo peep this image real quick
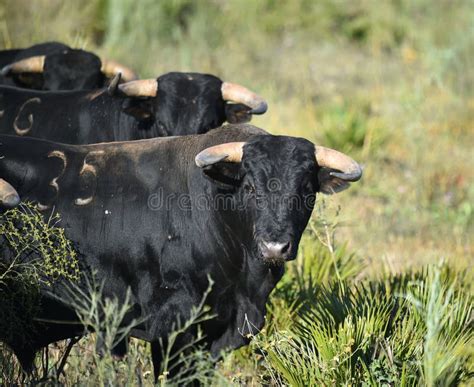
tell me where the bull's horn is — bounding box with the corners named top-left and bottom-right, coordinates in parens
top-left (195, 142), bottom-right (245, 168)
top-left (101, 59), bottom-right (138, 82)
top-left (221, 82), bottom-right (267, 115)
top-left (0, 179), bottom-right (20, 209)
top-left (314, 146), bottom-right (362, 181)
top-left (195, 142), bottom-right (362, 181)
top-left (1, 55), bottom-right (45, 76)
top-left (118, 79), bottom-right (158, 97)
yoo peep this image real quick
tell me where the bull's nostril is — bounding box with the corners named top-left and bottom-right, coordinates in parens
top-left (281, 241), bottom-right (291, 254)
top-left (260, 240), bottom-right (291, 259)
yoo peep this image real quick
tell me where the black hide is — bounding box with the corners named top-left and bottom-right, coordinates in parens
top-left (0, 124), bottom-right (352, 376)
top-left (0, 72), bottom-right (259, 141)
top-left (0, 41), bottom-right (106, 91)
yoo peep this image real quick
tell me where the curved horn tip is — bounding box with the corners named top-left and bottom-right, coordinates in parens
top-left (1, 65), bottom-right (12, 76)
top-left (195, 142), bottom-right (245, 168)
top-left (1, 193), bottom-right (21, 208)
top-left (330, 167), bottom-right (363, 182)
top-left (195, 153), bottom-right (229, 168)
top-left (249, 101), bottom-right (268, 115)
top-left (315, 146), bottom-right (363, 181)
top-left (0, 179), bottom-right (21, 209)
top-left (3, 55), bottom-right (45, 74)
top-left (221, 82), bottom-right (268, 114)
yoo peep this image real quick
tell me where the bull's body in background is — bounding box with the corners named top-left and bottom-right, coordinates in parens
top-left (0, 72), bottom-right (267, 141)
top-left (0, 41), bottom-right (137, 90)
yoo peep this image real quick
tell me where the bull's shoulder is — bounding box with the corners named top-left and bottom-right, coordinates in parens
top-left (204, 124), bottom-right (269, 143)
top-left (0, 134), bottom-right (88, 205)
top-left (0, 134), bottom-right (87, 181)
top-left (0, 133), bottom-right (82, 155)
top-left (15, 42), bottom-right (69, 60)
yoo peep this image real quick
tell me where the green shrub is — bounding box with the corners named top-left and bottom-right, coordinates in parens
top-left (0, 202), bottom-right (79, 284)
top-left (0, 202), bottom-right (80, 382)
top-left (260, 265), bottom-right (473, 386)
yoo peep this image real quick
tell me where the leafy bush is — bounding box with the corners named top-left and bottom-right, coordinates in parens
top-left (0, 202), bottom-right (79, 336)
top-left (0, 202), bottom-right (79, 284)
top-left (0, 202), bottom-right (80, 383)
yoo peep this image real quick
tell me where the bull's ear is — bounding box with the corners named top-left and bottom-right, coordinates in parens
top-left (107, 72), bottom-right (122, 95)
top-left (15, 73), bottom-right (45, 89)
top-left (317, 168), bottom-right (351, 194)
top-left (122, 98), bottom-right (154, 121)
top-left (202, 162), bottom-right (243, 189)
top-left (225, 103), bottom-right (252, 124)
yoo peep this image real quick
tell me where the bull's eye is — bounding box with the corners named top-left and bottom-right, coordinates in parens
top-left (302, 179), bottom-right (313, 193)
top-left (244, 183), bottom-right (255, 195)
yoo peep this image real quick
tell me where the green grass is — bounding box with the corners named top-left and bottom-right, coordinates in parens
top-left (0, 0), bottom-right (473, 385)
top-left (258, 265), bottom-right (473, 386)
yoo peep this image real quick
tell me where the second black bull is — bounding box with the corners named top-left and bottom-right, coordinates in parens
top-left (0, 41), bottom-right (137, 90)
top-left (0, 124), bottom-right (362, 378)
top-left (0, 72), bottom-right (267, 142)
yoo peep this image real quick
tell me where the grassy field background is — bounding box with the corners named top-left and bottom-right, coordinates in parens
top-left (0, 0), bottom-right (472, 385)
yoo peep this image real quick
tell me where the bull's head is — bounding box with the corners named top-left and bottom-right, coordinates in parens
top-left (1, 50), bottom-right (137, 91)
top-left (112, 73), bottom-right (268, 135)
top-left (195, 136), bottom-right (362, 265)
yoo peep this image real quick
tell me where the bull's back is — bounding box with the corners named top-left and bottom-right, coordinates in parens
top-left (0, 125), bottom-right (266, 256)
top-left (0, 87), bottom-right (102, 143)
top-left (0, 49), bottom-right (22, 67)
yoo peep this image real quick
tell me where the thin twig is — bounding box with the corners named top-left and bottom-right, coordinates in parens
top-left (56, 336), bottom-right (81, 379)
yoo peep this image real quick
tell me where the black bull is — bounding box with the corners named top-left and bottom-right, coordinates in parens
top-left (0, 124), bottom-right (362, 376)
top-left (0, 41), bottom-right (137, 90)
top-left (0, 72), bottom-right (267, 141)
